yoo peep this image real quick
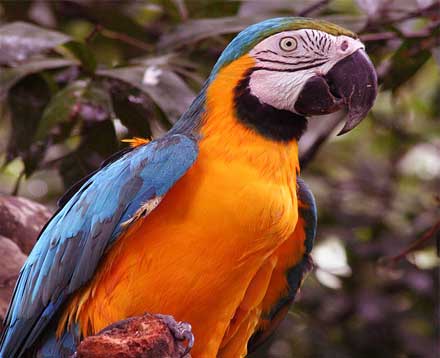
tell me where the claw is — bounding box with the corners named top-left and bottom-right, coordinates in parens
top-left (156, 314), bottom-right (194, 357)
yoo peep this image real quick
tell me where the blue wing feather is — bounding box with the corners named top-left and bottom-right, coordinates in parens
top-left (0, 134), bottom-right (198, 358)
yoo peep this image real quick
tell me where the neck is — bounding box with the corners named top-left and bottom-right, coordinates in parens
top-left (197, 55), bottom-right (301, 182)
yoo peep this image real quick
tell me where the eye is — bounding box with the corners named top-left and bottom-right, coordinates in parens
top-left (279, 37), bottom-right (297, 52)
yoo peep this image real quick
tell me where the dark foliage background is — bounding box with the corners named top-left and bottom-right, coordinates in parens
top-left (0, 1), bottom-right (439, 357)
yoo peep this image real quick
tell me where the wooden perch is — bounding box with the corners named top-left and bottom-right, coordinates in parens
top-left (76, 313), bottom-right (192, 358)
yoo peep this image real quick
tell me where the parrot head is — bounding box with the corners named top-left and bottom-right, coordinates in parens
top-left (207, 17), bottom-right (378, 141)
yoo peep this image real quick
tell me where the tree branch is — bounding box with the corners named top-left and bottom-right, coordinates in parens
top-left (86, 24), bottom-right (153, 52)
top-left (299, 112), bottom-right (344, 169)
top-left (381, 219), bottom-right (440, 265)
top-left (298, 0), bottom-right (331, 17)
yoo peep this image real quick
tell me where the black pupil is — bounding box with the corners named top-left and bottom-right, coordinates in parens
top-left (286, 41), bottom-right (292, 47)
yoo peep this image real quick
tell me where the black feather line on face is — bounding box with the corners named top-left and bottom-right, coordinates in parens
top-left (233, 69), bottom-right (308, 143)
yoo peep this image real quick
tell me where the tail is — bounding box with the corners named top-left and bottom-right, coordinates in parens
top-left (0, 325), bottom-right (77, 358)
top-left (34, 329), bottom-right (77, 358)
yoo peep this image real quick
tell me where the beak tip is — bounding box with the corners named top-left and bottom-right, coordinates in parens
top-left (337, 109), bottom-right (371, 136)
top-left (336, 119), bottom-right (357, 136)
top-left (336, 126), bottom-right (350, 136)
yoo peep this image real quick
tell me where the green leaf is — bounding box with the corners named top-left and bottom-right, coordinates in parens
top-left (80, 82), bottom-right (115, 121)
top-left (158, 16), bottom-right (262, 49)
top-left (238, 1), bottom-right (300, 17)
top-left (382, 31), bottom-right (440, 91)
top-left (0, 58), bottom-right (75, 101)
top-left (35, 80), bottom-right (115, 142)
top-left (0, 21), bottom-right (71, 65)
top-left (184, 0), bottom-right (241, 19)
top-left (33, 78), bottom-right (117, 187)
top-left (61, 41), bottom-right (97, 73)
top-left (98, 65), bottom-right (195, 123)
top-left (35, 80), bottom-right (89, 142)
top-left (59, 120), bottom-right (118, 188)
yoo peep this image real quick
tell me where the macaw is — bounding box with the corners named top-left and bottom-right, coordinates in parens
top-left (0, 17), bottom-right (377, 358)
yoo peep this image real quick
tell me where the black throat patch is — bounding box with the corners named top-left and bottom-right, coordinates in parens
top-left (234, 70), bottom-right (308, 142)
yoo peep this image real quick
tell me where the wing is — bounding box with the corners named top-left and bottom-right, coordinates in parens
top-left (248, 177), bottom-right (317, 352)
top-left (0, 134), bottom-right (198, 358)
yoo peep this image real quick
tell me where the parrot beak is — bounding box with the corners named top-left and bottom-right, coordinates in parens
top-left (294, 49), bottom-right (378, 135)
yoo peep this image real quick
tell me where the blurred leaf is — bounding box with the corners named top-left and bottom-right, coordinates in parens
top-left (321, 14), bottom-right (368, 32)
top-left (355, 0), bottom-right (382, 17)
top-left (131, 54), bottom-right (205, 84)
top-left (158, 16), bottom-right (263, 49)
top-left (28, 0), bottom-right (57, 28)
top-left (59, 119), bottom-right (118, 188)
top-left (125, 2), bottom-right (164, 25)
top-left (35, 80), bottom-right (89, 142)
top-left (98, 65), bottom-right (195, 122)
top-left (6, 74), bottom-right (51, 176)
top-left (35, 80), bottom-right (114, 142)
top-left (83, 82), bottom-right (114, 120)
top-left (0, 21), bottom-right (70, 65)
top-left (130, 53), bottom-right (177, 67)
top-left (0, 58), bottom-right (74, 101)
top-left (184, 0), bottom-right (241, 18)
top-left (109, 80), bottom-right (155, 138)
top-left (52, 1), bottom-right (156, 46)
top-left (238, 0), bottom-right (300, 17)
top-left (40, 79), bottom-right (118, 188)
top-left (382, 31), bottom-right (440, 91)
top-left (432, 47), bottom-right (440, 67)
top-left (61, 41), bottom-right (97, 73)
top-left (81, 83), bottom-right (115, 121)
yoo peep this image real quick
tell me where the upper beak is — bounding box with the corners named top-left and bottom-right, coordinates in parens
top-left (294, 49), bottom-right (378, 135)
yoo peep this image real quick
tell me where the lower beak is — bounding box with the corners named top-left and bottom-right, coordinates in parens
top-left (294, 49), bottom-right (378, 135)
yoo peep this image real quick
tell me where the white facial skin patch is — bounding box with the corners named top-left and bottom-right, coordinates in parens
top-left (248, 29), bottom-right (365, 113)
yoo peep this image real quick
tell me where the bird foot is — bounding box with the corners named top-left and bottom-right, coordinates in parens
top-left (156, 314), bottom-right (194, 357)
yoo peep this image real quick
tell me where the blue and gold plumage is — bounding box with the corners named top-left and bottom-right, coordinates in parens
top-left (0, 16), bottom-right (376, 358)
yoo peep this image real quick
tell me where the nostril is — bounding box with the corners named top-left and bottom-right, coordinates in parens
top-left (341, 40), bottom-right (349, 51)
